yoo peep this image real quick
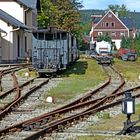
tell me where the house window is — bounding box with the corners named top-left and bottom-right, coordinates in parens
top-left (112, 22), bottom-right (115, 27)
top-left (120, 32), bottom-right (125, 36)
top-left (24, 11), bottom-right (27, 25)
top-left (106, 22), bottom-right (109, 27)
top-left (25, 37), bottom-right (27, 52)
top-left (101, 22), bottom-right (104, 27)
top-left (98, 32), bottom-right (103, 36)
top-left (17, 35), bottom-right (20, 57)
top-left (112, 32), bottom-right (116, 37)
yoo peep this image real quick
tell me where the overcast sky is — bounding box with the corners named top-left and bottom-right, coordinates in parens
top-left (82, 0), bottom-right (140, 12)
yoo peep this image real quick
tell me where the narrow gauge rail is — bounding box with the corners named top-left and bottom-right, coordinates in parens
top-left (0, 63), bottom-right (32, 75)
top-left (0, 63), bottom-right (31, 67)
top-left (0, 75), bottom-right (38, 117)
top-left (0, 66), bottom-right (125, 139)
top-left (0, 73), bottom-right (51, 121)
top-left (0, 66), bottom-right (22, 75)
top-left (23, 87), bottom-right (140, 140)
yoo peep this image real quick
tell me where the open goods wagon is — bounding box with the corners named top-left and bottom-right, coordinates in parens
top-left (32, 27), bottom-right (79, 76)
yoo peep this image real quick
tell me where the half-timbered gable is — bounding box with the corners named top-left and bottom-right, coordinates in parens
top-left (90, 10), bottom-right (134, 49)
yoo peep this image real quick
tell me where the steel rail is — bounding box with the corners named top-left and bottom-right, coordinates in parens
top-left (0, 66), bottom-right (125, 136)
top-left (23, 90), bottom-right (140, 140)
top-left (23, 66), bottom-right (125, 128)
top-left (0, 77), bottom-right (50, 120)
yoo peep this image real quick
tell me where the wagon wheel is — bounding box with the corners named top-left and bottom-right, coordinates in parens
top-left (129, 56), bottom-right (135, 61)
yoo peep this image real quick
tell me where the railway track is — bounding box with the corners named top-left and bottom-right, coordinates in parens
top-left (22, 86), bottom-right (140, 140)
top-left (0, 76), bottom-right (51, 122)
top-left (0, 65), bottom-right (35, 112)
top-left (0, 65), bottom-right (128, 140)
top-left (0, 74), bottom-right (38, 118)
top-left (0, 64), bottom-right (32, 92)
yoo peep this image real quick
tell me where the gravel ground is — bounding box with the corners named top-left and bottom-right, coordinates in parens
top-left (1, 67), bottom-right (140, 140)
top-left (44, 83), bottom-right (140, 140)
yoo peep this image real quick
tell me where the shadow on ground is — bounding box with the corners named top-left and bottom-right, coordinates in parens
top-left (58, 60), bottom-right (88, 77)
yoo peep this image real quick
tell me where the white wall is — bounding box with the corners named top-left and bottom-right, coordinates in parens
top-left (0, 1), bottom-right (35, 59)
top-left (0, 19), bottom-right (13, 61)
top-left (112, 39), bottom-right (121, 50)
top-left (0, 19), bottom-right (27, 62)
top-left (0, 1), bottom-right (24, 23)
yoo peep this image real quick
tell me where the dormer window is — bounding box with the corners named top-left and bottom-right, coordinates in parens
top-left (101, 22), bottom-right (104, 27)
top-left (112, 22), bottom-right (115, 27)
top-left (106, 22), bottom-right (109, 27)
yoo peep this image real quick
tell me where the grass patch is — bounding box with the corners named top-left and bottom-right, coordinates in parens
top-left (16, 68), bottom-right (38, 78)
top-left (87, 104), bottom-right (140, 132)
top-left (96, 112), bottom-right (111, 119)
top-left (75, 135), bottom-right (137, 140)
top-left (114, 58), bottom-right (140, 82)
top-left (80, 104), bottom-right (140, 140)
top-left (45, 57), bottom-right (107, 104)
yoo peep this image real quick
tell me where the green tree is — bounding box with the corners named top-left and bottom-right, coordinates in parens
top-left (97, 34), bottom-right (112, 43)
top-left (108, 4), bottom-right (130, 17)
top-left (38, 0), bottom-right (56, 28)
top-left (38, 0), bottom-right (82, 37)
top-left (119, 4), bottom-right (129, 17)
top-left (71, 0), bottom-right (84, 9)
top-left (108, 4), bottom-right (120, 13)
top-left (121, 36), bottom-right (131, 49)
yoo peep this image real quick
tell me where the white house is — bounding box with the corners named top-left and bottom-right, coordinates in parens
top-left (0, 9), bottom-right (31, 62)
top-left (90, 10), bottom-right (135, 50)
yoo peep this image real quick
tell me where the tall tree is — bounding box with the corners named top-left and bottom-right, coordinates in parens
top-left (108, 4), bottom-right (130, 17)
top-left (38, 0), bottom-right (82, 37)
top-left (70, 0), bottom-right (84, 9)
top-left (96, 34), bottom-right (112, 43)
top-left (38, 0), bottom-right (57, 28)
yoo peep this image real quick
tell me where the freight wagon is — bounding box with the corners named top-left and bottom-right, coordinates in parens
top-left (94, 41), bottom-right (113, 64)
top-left (32, 27), bottom-right (79, 76)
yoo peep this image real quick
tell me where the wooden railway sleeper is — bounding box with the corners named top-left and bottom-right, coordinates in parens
top-left (66, 121), bottom-right (71, 128)
top-left (23, 125), bottom-right (33, 131)
top-left (73, 118), bottom-right (78, 125)
top-left (40, 119), bottom-right (48, 125)
top-left (9, 127), bottom-right (18, 132)
top-left (31, 122), bottom-right (41, 130)
top-left (79, 116), bottom-right (83, 121)
top-left (54, 113), bottom-right (60, 119)
top-left (58, 124), bottom-right (64, 132)
top-left (108, 97), bottom-right (113, 103)
top-left (48, 115), bottom-right (53, 122)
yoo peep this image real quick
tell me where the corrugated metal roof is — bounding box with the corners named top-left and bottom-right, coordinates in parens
top-left (16, 0), bottom-right (41, 10)
top-left (120, 17), bottom-right (133, 29)
top-left (0, 28), bottom-right (6, 33)
top-left (33, 28), bottom-right (67, 33)
top-left (0, 9), bottom-right (29, 30)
